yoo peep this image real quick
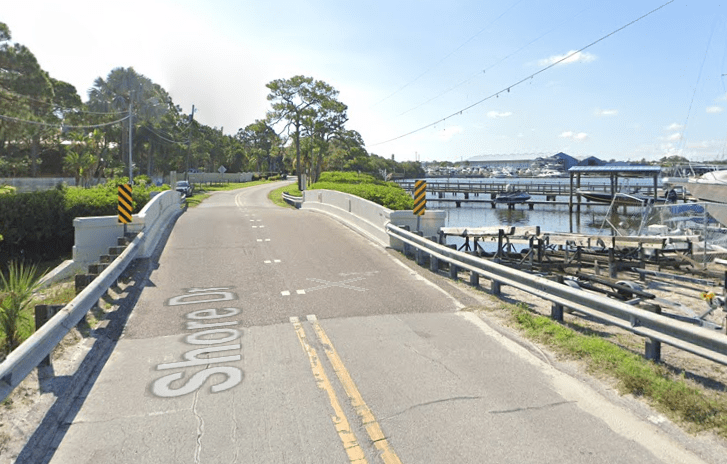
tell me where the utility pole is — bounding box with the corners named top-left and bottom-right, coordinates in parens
top-left (128, 96), bottom-right (133, 183)
top-left (186, 104), bottom-right (195, 181)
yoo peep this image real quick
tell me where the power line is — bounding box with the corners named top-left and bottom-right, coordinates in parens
top-left (0, 113), bottom-right (130, 129)
top-left (372, 0), bottom-right (526, 107)
top-left (677, 17), bottom-right (719, 154)
top-left (370, 0), bottom-right (674, 147)
top-left (0, 88), bottom-right (125, 115)
top-left (143, 125), bottom-right (190, 145)
top-left (398, 5), bottom-right (593, 117)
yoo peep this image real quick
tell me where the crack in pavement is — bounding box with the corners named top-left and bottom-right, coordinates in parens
top-left (381, 396), bottom-right (484, 421)
top-left (192, 388), bottom-right (204, 464)
top-left (489, 400), bottom-right (575, 415)
top-left (403, 343), bottom-right (461, 380)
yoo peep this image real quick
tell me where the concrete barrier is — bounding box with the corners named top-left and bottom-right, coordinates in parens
top-left (72, 190), bottom-right (182, 265)
top-left (301, 189), bottom-right (446, 249)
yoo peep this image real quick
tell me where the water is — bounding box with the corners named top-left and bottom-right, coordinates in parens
top-left (426, 176), bottom-right (657, 251)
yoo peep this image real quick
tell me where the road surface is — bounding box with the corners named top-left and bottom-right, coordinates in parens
top-left (32, 182), bottom-right (712, 463)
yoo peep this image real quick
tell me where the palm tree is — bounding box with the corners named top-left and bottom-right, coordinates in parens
top-left (63, 150), bottom-right (94, 187)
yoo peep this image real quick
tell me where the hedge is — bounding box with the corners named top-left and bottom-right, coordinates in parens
top-left (0, 181), bottom-right (167, 263)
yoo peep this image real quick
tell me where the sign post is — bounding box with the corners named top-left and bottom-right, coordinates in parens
top-left (118, 184), bottom-right (133, 234)
top-left (413, 179), bottom-right (426, 232)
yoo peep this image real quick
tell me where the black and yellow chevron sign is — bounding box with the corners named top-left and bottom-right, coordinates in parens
top-left (117, 184), bottom-right (133, 224)
top-left (413, 180), bottom-right (426, 216)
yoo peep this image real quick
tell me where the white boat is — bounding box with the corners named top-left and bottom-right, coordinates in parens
top-left (536, 169), bottom-right (564, 178)
top-left (665, 169), bottom-right (727, 226)
top-left (668, 169), bottom-right (727, 203)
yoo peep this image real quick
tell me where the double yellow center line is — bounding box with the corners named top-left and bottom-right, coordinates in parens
top-left (291, 315), bottom-right (403, 464)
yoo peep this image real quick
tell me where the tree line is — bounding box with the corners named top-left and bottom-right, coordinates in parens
top-left (0, 21), bottom-right (424, 185)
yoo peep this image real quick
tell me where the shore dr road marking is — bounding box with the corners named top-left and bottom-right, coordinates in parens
top-left (291, 317), bottom-right (369, 463)
top-left (309, 315), bottom-right (403, 464)
top-left (306, 277), bottom-right (367, 293)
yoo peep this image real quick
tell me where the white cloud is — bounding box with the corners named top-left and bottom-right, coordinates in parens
top-left (538, 50), bottom-right (596, 66)
top-left (487, 111), bottom-right (513, 119)
top-left (667, 132), bottom-right (681, 141)
top-left (665, 122), bottom-right (683, 131)
top-left (594, 108), bottom-right (618, 117)
top-left (560, 131), bottom-right (588, 141)
top-left (706, 106), bottom-right (724, 113)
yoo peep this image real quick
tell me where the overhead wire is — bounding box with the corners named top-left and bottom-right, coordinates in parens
top-left (0, 113), bottom-right (131, 129)
top-left (398, 5), bottom-right (593, 117)
top-left (677, 17), bottom-right (717, 157)
top-left (370, 0), bottom-right (675, 147)
top-left (0, 88), bottom-right (126, 115)
top-left (372, 0), bottom-right (526, 107)
top-left (142, 125), bottom-right (190, 145)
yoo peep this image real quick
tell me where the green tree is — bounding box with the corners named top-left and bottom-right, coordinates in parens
top-left (266, 76), bottom-right (345, 189)
top-left (0, 22), bottom-right (59, 177)
top-left (87, 67), bottom-right (168, 176)
top-left (236, 120), bottom-right (278, 172)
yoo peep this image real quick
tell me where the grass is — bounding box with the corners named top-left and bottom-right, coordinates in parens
top-left (499, 301), bottom-right (727, 438)
top-left (268, 183), bottom-right (301, 208)
top-left (184, 180), bottom-right (279, 208)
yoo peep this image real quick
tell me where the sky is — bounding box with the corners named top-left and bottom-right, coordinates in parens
top-left (4, 0), bottom-right (727, 163)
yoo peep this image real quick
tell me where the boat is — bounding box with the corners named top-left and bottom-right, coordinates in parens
top-left (577, 189), bottom-right (677, 206)
top-left (664, 169), bottom-right (727, 226)
top-left (536, 169), bottom-right (565, 178)
top-left (495, 185), bottom-right (531, 204)
top-left (666, 169), bottom-right (727, 204)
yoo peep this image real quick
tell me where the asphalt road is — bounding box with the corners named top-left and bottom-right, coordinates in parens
top-left (43, 182), bottom-right (711, 463)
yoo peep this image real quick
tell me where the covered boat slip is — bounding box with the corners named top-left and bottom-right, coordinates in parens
top-left (568, 165), bottom-right (664, 213)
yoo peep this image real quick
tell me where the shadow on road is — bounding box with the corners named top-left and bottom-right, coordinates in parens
top-left (14, 214), bottom-right (179, 464)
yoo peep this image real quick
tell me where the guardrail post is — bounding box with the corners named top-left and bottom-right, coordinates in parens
top-left (34, 304), bottom-right (65, 367)
top-left (644, 305), bottom-right (662, 362)
top-left (401, 225), bottom-right (411, 256)
top-left (75, 273), bottom-right (100, 315)
top-left (415, 231), bottom-right (425, 265)
top-left (449, 246), bottom-right (459, 280)
top-left (75, 274), bottom-right (94, 294)
top-left (551, 275), bottom-right (564, 322)
top-left (491, 258), bottom-right (502, 297)
top-left (429, 236), bottom-right (439, 272)
top-left (469, 271), bottom-right (479, 288)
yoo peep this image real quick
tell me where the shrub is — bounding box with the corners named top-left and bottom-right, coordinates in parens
top-left (0, 180), bottom-right (168, 263)
top-left (310, 172), bottom-right (413, 210)
top-left (0, 261), bottom-right (43, 354)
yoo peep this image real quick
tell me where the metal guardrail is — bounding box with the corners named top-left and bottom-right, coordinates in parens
top-left (0, 231), bottom-right (144, 401)
top-left (386, 223), bottom-right (727, 366)
top-left (282, 192), bottom-right (303, 208)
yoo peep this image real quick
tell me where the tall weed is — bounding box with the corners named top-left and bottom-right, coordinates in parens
top-left (0, 261), bottom-right (43, 354)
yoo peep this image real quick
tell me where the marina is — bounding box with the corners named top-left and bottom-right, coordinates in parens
top-left (398, 166), bottom-right (688, 212)
top-left (397, 170), bottom-right (727, 333)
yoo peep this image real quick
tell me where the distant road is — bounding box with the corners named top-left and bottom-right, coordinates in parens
top-left (41, 181), bottom-right (708, 464)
